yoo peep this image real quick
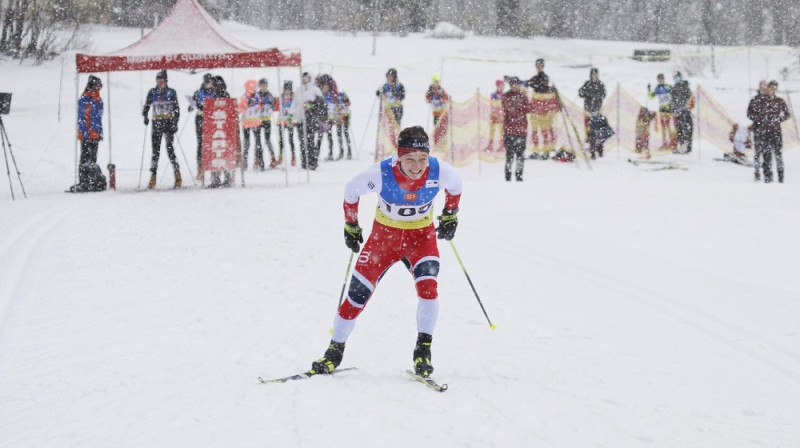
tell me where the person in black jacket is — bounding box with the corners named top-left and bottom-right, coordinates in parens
top-left (669, 71), bottom-right (694, 154)
top-left (142, 70), bottom-right (181, 189)
top-left (747, 81), bottom-right (767, 181)
top-left (747, 80), bottom-right (791, 183)
top-left (527, 58), bottom-right (549, 94)
top-left (578, 67), bottom-right (606, 146)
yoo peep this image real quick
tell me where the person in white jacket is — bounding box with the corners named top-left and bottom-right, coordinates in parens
top-left (293, 72), bottom-right (325, 170)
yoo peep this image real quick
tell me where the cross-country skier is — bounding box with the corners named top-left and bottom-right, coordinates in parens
top-left (337, 91), bottom-right (353, 160)
top-left (647, 73), bottom-right (674, 149)
top-left (377, 68), bottom-right (406, 126)
top-left (190, 74), bottom-right (216, 180)
top-left (425, 74), bottom-right (450, 126)
top-left (256, 79), bottom-right (280, 169)
top-left (277, 81), bottom-right (296, 166)
top-left (309, 126), bottom-right (463, 378)
top-left (142, 70), bottom-right (181, 189)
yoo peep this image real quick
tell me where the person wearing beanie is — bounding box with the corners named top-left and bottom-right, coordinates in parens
top-left (747, 80), bottom-right (768, 181)
top-left (70, 74), bottom-right (105, 192)
top-left (425, 73), bottom-right (450, 127)
top-left (277, 80), bottom-right (297, 166)
top-left (238, 79), bottom-right (263, 170)
top-left (527, 58), bottom-right (549, 94)
top-left (748, 80), bottom-right (791, 183)
top-left (526, 58), bottom-right (559, 157)
top-left (647, 73), bottom-right (674, 150)
top-left (578, 67), bottom-right (606, 115)
top-left (376, 68), bottom-right (406, 126)
top-left (578, 67), bottom-right (607, 157)
top-left (487, 79), bottom-right (505, 152)
top-left (142, 70), bottom-right (181, 189)
top-left (669, 72), bottom-right (694, 154)
top-left (190, 73), bottom-right (217, 180)
top-left (336, 89), bottom-right (353, 160)
top-left (294, 71), bottom-right (325, 170)
top-left (255, 78), bottom-right (280, 169)
top-left (502, 77), bottom-right (535, 181)
top-left (308, 125), bottom-right (462, 380)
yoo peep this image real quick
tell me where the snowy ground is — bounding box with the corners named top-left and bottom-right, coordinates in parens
top-left (1, 23), bottom-right (800, 448)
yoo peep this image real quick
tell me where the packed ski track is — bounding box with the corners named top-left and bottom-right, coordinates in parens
top-left (2, 22), bottom-right (800, 448)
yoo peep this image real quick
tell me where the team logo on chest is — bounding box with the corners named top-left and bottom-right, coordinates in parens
top-left (404, 192), bottom-right (418, 201)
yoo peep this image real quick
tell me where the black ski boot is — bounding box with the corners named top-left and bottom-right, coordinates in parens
top-left (413, 333), bottom-right (434, 377)
top-left (311, 340), bottom-right (345, 374)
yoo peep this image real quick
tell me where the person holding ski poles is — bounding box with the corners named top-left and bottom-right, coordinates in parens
top-left (277, 81), bottom-right (297, 166)
top-left (310, 125), bottom-right (463, 379)
top-left (142, 70), bottom-right (181, 189)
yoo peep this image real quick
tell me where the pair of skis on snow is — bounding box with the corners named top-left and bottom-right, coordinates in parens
top-left (258, 367), bottom-right (448, 393)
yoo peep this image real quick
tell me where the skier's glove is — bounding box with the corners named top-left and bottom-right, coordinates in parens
top-left (436, 208), bottom-right (458, 241)
top-left (143, 117), bottom-right (150, 126)
top-left (344, 222), bottom-right (363, 253)
top-left (170, 122), bottom-right (178, 133)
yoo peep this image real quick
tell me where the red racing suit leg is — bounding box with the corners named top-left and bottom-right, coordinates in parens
top-left (337, 222), bottom-right (440, 322)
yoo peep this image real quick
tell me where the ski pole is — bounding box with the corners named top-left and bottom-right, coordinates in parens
top-left (175, 115), bottom-right (197, 185)
top-left (448, 240), bottom-right (496, 330)
top-left (337, 251), bottom-right (355, 309)
top-left (329, 251), bottom-right (356, 336)
top-left (137, 121), bottom-right (149, 190)
top-left (556, 89), bottom-right (592, 169)
top-left (357, 94), bottom-right (378, 160)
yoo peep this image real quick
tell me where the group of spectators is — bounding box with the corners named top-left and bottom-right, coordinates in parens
top-left (72, 69), bottom-right (356, 192)
top-left (196, 71), bottom-right (353, 179)
top-left (71, 61), bottom-right (791, 193)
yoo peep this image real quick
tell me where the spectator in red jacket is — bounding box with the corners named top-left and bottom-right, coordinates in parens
top-left (502, 77), bottom-right (535, 181)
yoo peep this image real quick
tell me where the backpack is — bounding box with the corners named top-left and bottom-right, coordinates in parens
top-left (590, 114), bottom-right (614, 143)
top-left (74, 163), bottom-right (107, 192)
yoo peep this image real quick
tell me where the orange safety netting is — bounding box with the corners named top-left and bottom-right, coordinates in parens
top-left (374, 86), bottom-right (798, 165)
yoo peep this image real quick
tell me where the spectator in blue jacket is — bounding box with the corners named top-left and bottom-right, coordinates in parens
top-left (190, 73), bottom-right (216, 179)
top-left (71, 75), bottom-right (105, 192)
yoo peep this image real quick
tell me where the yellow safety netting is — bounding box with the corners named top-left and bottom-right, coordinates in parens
top-left (375, 86), bottom-right (799, 165)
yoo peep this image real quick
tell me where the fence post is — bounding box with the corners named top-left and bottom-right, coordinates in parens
top-left (476, 88), bottom-right (482, 174)
top-left (697, 85), bottom-right (702, 160)
top-left (616, 83), bottom-right (621, 161)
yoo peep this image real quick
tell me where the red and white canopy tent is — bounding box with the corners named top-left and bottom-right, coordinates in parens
top-left (74, 0), bottom-right (301, 187)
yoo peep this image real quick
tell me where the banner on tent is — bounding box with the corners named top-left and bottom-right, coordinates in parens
top-left (202, 98), bottom-right (242, 172)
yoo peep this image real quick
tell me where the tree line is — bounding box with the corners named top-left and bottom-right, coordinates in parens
top-left (2, 0), bottom-right (798, 62)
